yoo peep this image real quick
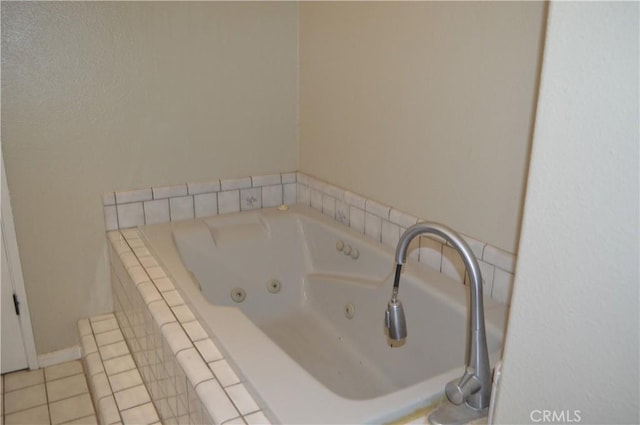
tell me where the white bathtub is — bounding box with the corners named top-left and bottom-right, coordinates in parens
top-left (139, 205), bottom-right (508, 424)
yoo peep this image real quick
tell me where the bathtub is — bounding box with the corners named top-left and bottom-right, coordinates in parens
top-left (138, 205), bottom-right (508, 424)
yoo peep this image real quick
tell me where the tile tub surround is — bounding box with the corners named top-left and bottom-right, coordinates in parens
top-left (106, 230), bottom-right (270, 425)
top-left (296, 172), bottom-right (517, 306)
top-left (103, 173), bottom-right (297, 231)
top-left (103, 170), bottom-right (515, 306)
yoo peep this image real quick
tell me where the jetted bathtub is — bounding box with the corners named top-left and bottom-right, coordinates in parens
top-left (139, 205), bottom-right (508, 424)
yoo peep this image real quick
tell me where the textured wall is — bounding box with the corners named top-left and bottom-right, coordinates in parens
top-left (494, 2), bottom-right (639, 423)
top-left (299, 1), bottom-right (546, 253)
top-left (1, 2), bottom-right (298, 354)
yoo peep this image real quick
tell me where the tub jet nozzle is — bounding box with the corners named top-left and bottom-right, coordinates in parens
top-left (385, 297), bottom-right (407, 341)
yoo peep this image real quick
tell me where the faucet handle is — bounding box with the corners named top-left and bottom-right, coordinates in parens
top-left (445, 367), bottom-right (481, 405)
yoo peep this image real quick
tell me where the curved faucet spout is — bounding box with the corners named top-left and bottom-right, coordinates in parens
top-left (390, 222), bottom-right (491, 414)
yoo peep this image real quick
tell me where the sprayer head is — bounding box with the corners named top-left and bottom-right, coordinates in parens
top-left (385, 298), bottom-right (407, 341)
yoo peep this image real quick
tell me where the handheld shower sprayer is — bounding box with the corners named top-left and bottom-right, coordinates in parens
top-left (384, 264), bottom-right (407, 341)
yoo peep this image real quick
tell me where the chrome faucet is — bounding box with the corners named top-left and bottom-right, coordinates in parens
top-left (385, 222), bottom-right (491, 425)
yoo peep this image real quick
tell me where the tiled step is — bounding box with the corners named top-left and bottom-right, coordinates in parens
top-left (78, 314), bottom-right (161, 425)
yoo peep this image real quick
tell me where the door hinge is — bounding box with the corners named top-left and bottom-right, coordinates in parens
top-left (13, 293), bottom-right (20, 315)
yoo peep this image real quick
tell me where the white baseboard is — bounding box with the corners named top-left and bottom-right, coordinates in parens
top-left (37, 345), bottom-right (81, 368)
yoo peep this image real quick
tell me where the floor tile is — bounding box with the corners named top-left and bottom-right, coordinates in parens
top-left (99, 341), bottom-right (129, 361)
top-left (114, 385), bottom-right (151, 411)
top-left (46, 374), bottom-right (89, 402)
top-left (120, 403), bottom-right (159, 425)
top-left (49, 393), bottom-right (95, 425)
top-left (4, 383), bottom-right (47, 414)
top-left (44, 361), bottom-right (83, 382)
top-left (108, 370), bottom-right (143, 393)
top-left (4, 405), bottom-right (50, 425)
top-left (3, 369), bottom-right (44, 392)
top-left (60, 414), bottom-right (98, 425)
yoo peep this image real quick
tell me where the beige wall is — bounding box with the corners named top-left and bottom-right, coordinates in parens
top-left (299, 1), bottom-right (546, 253)
top-left (1, 2), bottom-right (298, 354)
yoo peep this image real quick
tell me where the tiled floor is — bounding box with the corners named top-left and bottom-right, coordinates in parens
top-left (2, 360), bottom-right (97, 425)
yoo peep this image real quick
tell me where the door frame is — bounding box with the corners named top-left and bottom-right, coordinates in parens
top-left (1, 149), bottom-right (39, 371)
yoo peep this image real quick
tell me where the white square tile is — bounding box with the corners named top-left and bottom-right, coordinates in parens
top-left (218, 190), bottom-right (240, 215)
top-left (297, 184), bottom-right (310, 206)
top-left (103, 354), bottom-right (136, 376)
top-left (84, 353), bottom-right (104, 377)
top-left (46, 373), bottom-right (89, 402)
top-left (281, 172), bottom-right (296, 184)
top-left (95, 329), bottom-right (124, 347)
top-left (99, 341), bottom-right (129, 361)
top-left (441, 245), bottom-right (466, 284)
top-left (225, 383), bottom-right (259, 415)
top-left (307, 176), bottom-right (326, 192)
top-left (153, 184), bottom-right (187, 199)
top-left (45, 360), bottom-right (84, 381)
top-left (461, 234), bottom-right (487, 260)
top-left (182, 321), bottom-right (208, 342)
top-left (149, 300), bottom-right (176, 327)
top-left (162, 322), bottom-right (193, 354)
top-left (63, 414), bottom-right (98, 424)
top-left (138, 281), bottom-right (162, 305)
top-left (127, 265), bottom-right (149, 286)
top-left (49, 393), bottom-right (95, 425)
top-left (310, 189), bottom-right (322, 211)
top-left (3, 368), bottom-right (44, 392)
top-left (208, 360), bottom-right (240, 387)
top-left (153, 277), bottom-right (174, 292)
top-left (117, 203), bottom-right (145, 228)
top-left (163, 290), bottom-right (184, 307)
top-left (283, 183), bottom-right (297, 205)
top-left (261, 185), bottom-right (283, 208)
top-left (98, 395), bottom-right (121, 425)
top-left (335, 200), bottom-right (349, 226)
top-left (417, 235), bottom-right (442, 270)
top-left (221, 177), bottom-right (252, 191)
top-left (365, 212), bottom-right (382, 242)
top-left (492, 268), bottom-right (514, 305)
top-left (89, 372), bottom-right (112, 401)
top-left (195, 193), bottom-right (218, 218)
top-left (4, 384), bottom-right (47, 414)
top-left (188, 180), bottom-right (221, 195)
top-left (196, 379), bottom-right (239, 425)
top-left (296, 172), bottom-right (309, 185)
top-left (115, 188), bottom-right (152, 204)
top-left (4, 405), bottom-right (50, 425)
top-left (244, 411), bottom-right (272, 425)
top-left (322, 195), bottom-right (335, 218)
top-left (176, 348), bottom-right (213, 386)
top-left (194, 339), bottom-right (223, 363)
top-left (251, 174), bottom-right (281, 187)
top-left (240, 188), bottom-right (262, 211)
top-left (324, 183), bottom-right (345, 201)
top-left (344, 191), bottom-right (366, 209)
top-left (91, 317), bottom-right (119, 334)
top-left (120, 402), bottom-right (159, 425)
top-left (483, 245), bottom-right (516, 273)
top-left (138, 255), bottom-right (158, 269)
top-left (381, 220), bottom-right (400, 248)
top-left (109, 369), bottom-right (144, 394)
top-left (81, 334), bottom-right (98, 355)
top-left (478, 260), bottom-right (496, 298)
top-left (104, 206), bottom-right (119, 231)
top-left (170, 196), bottom-right (195, 222)
top-left (145, 266), bottom-right (166, 280)
top-left (365, 199), bottom-right (390, 219)
top-left (172, 304), bottom-right (195, 323)
top-left (144, 199), bottom-right (170, 225)
top-left (114, 384), bottom-right (151, 411)
top-left (349, 207), bottom-right (365, 234)
top-left (389, 209), bottom-right (418, 229)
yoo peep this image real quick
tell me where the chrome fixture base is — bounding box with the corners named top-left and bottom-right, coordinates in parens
top-left (428, 398), bottom-right (488, 425)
